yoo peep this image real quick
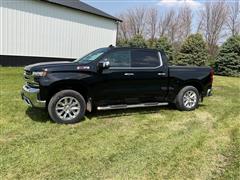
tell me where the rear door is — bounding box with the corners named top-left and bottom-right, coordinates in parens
top-left (129, 49), bottom-right (168, 102)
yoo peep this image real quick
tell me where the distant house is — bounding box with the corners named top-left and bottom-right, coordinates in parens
top-left (0, 0), bottom-right (121, 66)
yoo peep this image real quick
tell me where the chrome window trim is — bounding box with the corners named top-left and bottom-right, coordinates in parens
top-left (109, 51), bottom-right (163, 70)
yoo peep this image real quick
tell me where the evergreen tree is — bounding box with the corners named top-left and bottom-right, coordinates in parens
top-left (215, 35), bottom-right (240, 76)
top-left (116, 39), bottom-right (129, 47)
top-left (146, 38), bottom-right (158, 49)
top-left (176, 33), bottom-right (208, 66)
top-left (128, 35), bottom-right (147, 48)
top-left (154, 37), bottom-right (174, 64)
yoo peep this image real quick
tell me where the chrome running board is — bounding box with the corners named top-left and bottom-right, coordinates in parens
top-left (97, 102), bottom-right (168, 110)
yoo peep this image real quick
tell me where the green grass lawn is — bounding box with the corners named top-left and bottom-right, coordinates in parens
top-left (0, 67), bottom-right (239, 179)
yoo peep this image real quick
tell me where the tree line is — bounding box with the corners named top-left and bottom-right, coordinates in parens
top-left (116, 1), bottom-right (240, 77)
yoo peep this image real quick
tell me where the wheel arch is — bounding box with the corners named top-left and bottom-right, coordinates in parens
top-left (46, 80), bottom-right (89, 105)
top-left (180, 80), bottom-right (203, 95)
top-left (172, 80), bottom-right (203, 103)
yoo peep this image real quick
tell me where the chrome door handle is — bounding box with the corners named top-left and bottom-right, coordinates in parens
top-left (158, 72), bottom-right (166, 76)
top-left (124, 73), bottom-right (134, 76)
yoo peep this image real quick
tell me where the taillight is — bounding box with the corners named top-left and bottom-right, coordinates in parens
top-left (210, 68), bottom-right (214, 83)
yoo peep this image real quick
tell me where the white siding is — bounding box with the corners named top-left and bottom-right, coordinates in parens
top-left (0, 0), bottom-right (117, 59)
top-left (0, 0), bottom-right (3, 55)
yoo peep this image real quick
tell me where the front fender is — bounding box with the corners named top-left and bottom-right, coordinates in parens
top-left (38, 72), bottom-right (95, 101)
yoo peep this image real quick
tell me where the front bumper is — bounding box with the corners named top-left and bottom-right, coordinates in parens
top-left (21, 85), bottom-right (46, 108)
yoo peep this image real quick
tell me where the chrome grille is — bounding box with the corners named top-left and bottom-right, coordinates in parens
top-left (24, 70), bottom-right (39, 87)
top-left (24, 70), bottom-right (32, 76)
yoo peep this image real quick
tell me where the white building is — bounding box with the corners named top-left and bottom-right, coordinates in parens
top-left (0, 0), bottom-right (121, 66)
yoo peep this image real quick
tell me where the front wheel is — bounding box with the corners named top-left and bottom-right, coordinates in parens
top-left (175, 86), bottom-right (200, 111)
top-left (48, 90), bottom-right (86, 124)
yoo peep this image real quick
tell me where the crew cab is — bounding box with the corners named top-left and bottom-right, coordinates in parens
top-left (21, 47), bottom-right (213, 124)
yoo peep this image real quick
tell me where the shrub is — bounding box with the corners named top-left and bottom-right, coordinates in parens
top-left (215, 35), bottom-right (240, 77)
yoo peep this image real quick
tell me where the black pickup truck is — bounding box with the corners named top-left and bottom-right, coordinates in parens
top-left (21, 47), bottom-right (213, 124)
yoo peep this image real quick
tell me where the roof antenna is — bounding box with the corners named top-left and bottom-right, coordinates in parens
top-left (109, 44), bottom-right (114, 48)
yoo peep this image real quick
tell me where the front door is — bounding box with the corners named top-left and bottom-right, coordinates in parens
top-left (94, 49), bottom-right (135, 105)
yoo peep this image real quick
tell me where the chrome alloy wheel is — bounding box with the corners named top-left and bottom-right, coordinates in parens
top-left (183, 90), bottom-right (197, 108)
top-left (55, 96), bottom-right (81, 121)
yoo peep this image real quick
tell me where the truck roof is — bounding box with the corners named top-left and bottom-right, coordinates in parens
top-left (109, 46), bottom-right (163, 52)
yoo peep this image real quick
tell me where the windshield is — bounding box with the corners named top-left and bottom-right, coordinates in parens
top-left (74, 48), bottom-right (109, 64)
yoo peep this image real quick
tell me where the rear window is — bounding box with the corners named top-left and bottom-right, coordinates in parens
top-left (131, 50), bottom-right (160, 68)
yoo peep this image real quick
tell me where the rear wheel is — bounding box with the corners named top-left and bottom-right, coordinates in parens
top-left (48, 90), bottom-right (86, 124)
top-left (175, 86), bottom-right (200, 111)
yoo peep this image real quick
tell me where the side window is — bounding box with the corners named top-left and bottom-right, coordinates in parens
top-left (105, 50), bottom-right (131, 67)
top-left (131, 50), bottom-right (160, 68)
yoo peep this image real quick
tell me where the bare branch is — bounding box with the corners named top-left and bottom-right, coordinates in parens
top-left (198, 1), bottom-right (228, 56)
top-left (127, 7), bottom-right (147, 37)
top-left (117, 13), bottom-right (130, 40)
top-left (146, 7), bottom-right (158, 40)
top-left (226, 0), bottom-right (240, 36)
top-left (176, 6), bottom-right (193, 42)
top-left (158, 9), bottom-right (176, 38)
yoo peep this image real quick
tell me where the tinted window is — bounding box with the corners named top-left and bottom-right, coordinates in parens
top-left (131, 50), bottom-right (160, 67)
top-left (105, 50), bottom-right (130, 67)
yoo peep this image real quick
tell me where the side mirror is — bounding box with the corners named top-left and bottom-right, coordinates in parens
top-left (98, 59), bottom-right (110, 70)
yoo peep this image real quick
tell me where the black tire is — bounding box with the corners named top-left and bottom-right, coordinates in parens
top-left (48, 90), bottom-right (86, 124)
top-left (175, 86), bottom-right (200, 111)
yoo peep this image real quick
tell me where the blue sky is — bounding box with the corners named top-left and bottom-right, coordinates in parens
top-left (81, 0), bottom-right (204, 16)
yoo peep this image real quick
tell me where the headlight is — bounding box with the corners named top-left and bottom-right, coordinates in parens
top-left (32, 71), bottom-right (48, 77)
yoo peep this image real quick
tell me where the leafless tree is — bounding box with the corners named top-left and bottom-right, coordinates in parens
top-left (198, 1), bottom-right (228, 56)
top-left (158, 6), bottom-right (192, 46)
top-left (117, 7), bottom-right (147, 39)
top-left (127, 7), bottom-right (147, 37)
top-left (158, 9), bottom-right (176, 38)
top-left (168, 14), bottom-right (179, 43)
top-left (146, 7), bottom-right (158, 40)
top-left (118, 13), bottom-right (130, 40)
top-left (226, 0), bottom-right (240, 36)
top-left (196, 15), bottom-right (204, 33)
top-left (177, 6), bottom-right (192, 41)
top-left (117, 5), bottom-right (192, 44)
